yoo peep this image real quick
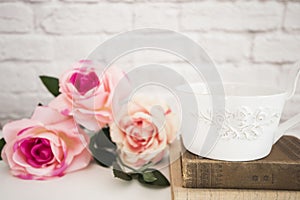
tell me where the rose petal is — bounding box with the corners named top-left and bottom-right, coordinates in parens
top-left (2, 119), bottom-right (41, 142)
top-left (26, 163), bottom-right (56, 177)
top-left (73, 109), bottom-right (111, 131)
top-left (49, 94), bottom-right (73, 116)
top-left (50, 142), bottom-right (64, 163)
top-left (12, 150), bottom-right (32, 169)
top-left (31, 106), bottom-right (69, 126)
top-left (45, 118), bottom-right (78, 138)
top-left (110, 123), bottom-right (126, 144)
top-left (64, 148), bottom-right (91, 174)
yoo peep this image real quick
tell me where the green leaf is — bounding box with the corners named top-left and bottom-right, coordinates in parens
top-left (113, 162), bottom-right (132, 181)
top-left (92, 149), bottom-right (116, 168)
top-left (94, 128), bottom-right (116, 150)
top-left (129, 173), bottom-right (140, 180)
top-left (102, 126), bottom-right (116, 146)
top-left (89, 128), bottom-right (117, 167)
top-left (113, 169), bottom-right (132, 181)
top-left (142, 171), bottom-right (157, 183)
top-left (39, 76), bottom-right (60, 97)
top-left (0, 138), bottom-right (6, 161)
top-left (111, 163), bottom-right (170, 188)
top-left (138, 169), bottom-right (170, 188)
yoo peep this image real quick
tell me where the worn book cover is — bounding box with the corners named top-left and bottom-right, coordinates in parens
top-left (169, 139), bottom-right (300, 200)
top-left (181, 136), bottom-right (300, 190)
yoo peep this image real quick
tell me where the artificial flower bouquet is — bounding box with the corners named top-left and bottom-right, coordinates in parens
top-left (0, 60), bottom-right (178, 188)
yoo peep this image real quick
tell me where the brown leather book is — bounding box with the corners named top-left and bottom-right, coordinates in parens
top-left (181, 136), bottom-right (300, 190)
top-left (169, 139), bottom-right (300, 200)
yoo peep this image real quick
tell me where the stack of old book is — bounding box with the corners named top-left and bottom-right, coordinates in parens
top-left (169, 136), bottom-right (300, 200)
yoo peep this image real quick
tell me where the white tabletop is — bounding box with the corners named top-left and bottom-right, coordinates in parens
top-left (0, 131), bottom-right (171, 200)
top-left (3, 127), bottom-right (298, 200)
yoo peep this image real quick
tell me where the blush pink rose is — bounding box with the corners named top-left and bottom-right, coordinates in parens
top-left (1, 106), bottom-right (91, 180)
top-left (49, 60), bottom-right (126, 131)
top-left (110, 95), bottom-right (178, 168)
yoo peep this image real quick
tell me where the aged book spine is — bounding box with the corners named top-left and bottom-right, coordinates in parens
top-left (170, 140), bottom-right (300, 200)
top-left (182, 136), bottom-right (300, 190)
top-left (182, 160), bottom-right (300, 190)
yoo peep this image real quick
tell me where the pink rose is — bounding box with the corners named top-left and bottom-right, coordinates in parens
top-left (110, 95), bottom-right (178, 168)
top-left (49, 60), bottom-right (126, 131)
top-left (1, 106), bottom-right (91, 180)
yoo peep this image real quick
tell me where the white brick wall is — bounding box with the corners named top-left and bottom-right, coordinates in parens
top-left (284, 2), bottom-right (300, 31)
top-left (134, 3), bottom-right (179, 29)
top-left (0, 3), bottom-right (33, 33)
top-left (198, 33), bottom-right (251, 63)
top-left (0, 0), bottom-right (300, 128)
top-left (253, 34), bottom-right (300, 63)
top-left (35, 4), bottom-right (133, 34)
top-left (0, 35), bottom-right (53, 61)
top-left (180, 1), bottom-right (283, 31)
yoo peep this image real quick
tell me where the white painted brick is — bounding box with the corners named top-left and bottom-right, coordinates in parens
top-left (181, 32), bottom-right (200, 44)
top-left (180, 1), bottom-right (283, 31)
top-left (0, 3), bottom-right (33, 33)
top-left (167, 62), bottom-right (205, 83)
top-left (278, 63), bottom-right (300, 94)
top-left (215, 63), bottom-right (282, 88)
top-left (282, 94), bottom-right (300, 120)
top-left (34, 61), bottom-right (72, 78)
top-left (0, 0), bottom-right (299, 126)
top-left (121, 62), bottom-right (203, 89)
top-left (53, 35), bottom-right (104, 61)
top-left (0, 63), bottom-right (38, 92)
top-left (129, 32), bottom-right (207, 67)
top-left (134, 0), bottom-right (184, 2)
top-left (0, 94), bottom-right (19, 115)
top-left (61, 0), bottom-right (99, 2)
top-left (36, 4), bottom-right (132, 34)
top-left (108, 0), bottom-right (134, 2)
top-left (284, 2), bottom-right (300, 31)
top-left (109, 53), bottom-right (134, 72)
top-left (131, 50), bottom-right (183, 65)
top-left (0, 36), bottom-right (53, 61)
top-left (29, 61), bottom-right (68, 95)
top-left (0, 0), bottom-right (24, 2)
top-left (134, 3), bottom-right (179, 30)
top-left (29, 0), bottom-right (52, 2)
top-left (253, 34), bottom-right (300, 63)
top-left (0, 92), bottom-right (39, 119)
top-left (197, 33), bottom-right (251, 63)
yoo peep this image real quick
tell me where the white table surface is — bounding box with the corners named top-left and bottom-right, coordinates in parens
top-left (0, 131), bottom-right (171, 200)
top-left (2, 126), bottom-right (298, 200)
